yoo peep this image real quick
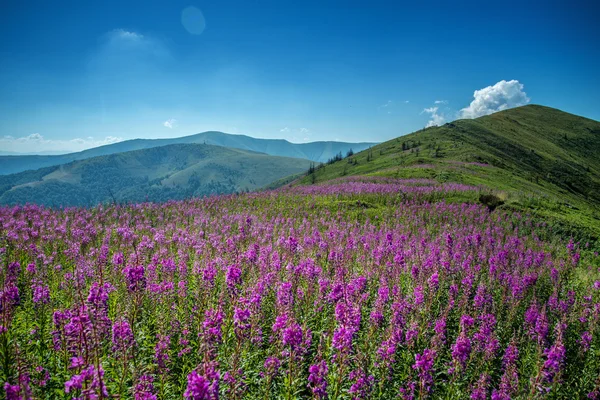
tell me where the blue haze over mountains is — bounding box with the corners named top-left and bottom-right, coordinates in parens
top-left (0, 131), bottom-right (375, 176)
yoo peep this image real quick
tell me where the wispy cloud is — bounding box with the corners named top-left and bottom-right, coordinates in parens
top-left (279, 127), bottom-right (313, 142)
top-left (459, 80), bottom-right (529, 119)
top-left (109, 29), bottom-right (144, 41)
top-left (422, 106), bottom-right (445, 127)
top-left (378, 100), bottom-right (410, 114)
top-left (163, 119), bottom-right (177, 129)
top-left (434, 100), bottom-right (448, 105)
top-left (0, 134), bottom-right (123, 154)
top-left (91, 28), bottom-right (171, 70)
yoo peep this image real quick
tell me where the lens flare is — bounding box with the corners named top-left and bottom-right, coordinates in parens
top-left (181, 6), bottom-right (206, 35)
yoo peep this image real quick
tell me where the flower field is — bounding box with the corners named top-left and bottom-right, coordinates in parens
top-left (1, 184), bottom-right (599, 399)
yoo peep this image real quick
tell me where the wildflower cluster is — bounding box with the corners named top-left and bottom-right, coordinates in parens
top-left (0, 184), bottom-right (599, 398)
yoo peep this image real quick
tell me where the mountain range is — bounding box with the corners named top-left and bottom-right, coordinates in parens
top-left (1, 104), bottom-right (599, 237)
top-left (0, 144), bottom-right (311, 207)
top-left (0, 131), bottom-right (375, 175)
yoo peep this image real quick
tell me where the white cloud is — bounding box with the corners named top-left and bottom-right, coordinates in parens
top-left (110, 29), bottom-right (144, 41)
top-left (379, 100), bottom-right (393, 108)
top-left (0, 134), bottom-right (123, 154)
top-left (279, 127), bottom-right (314, 142)
top-left (434, 100), bottom-right (448, 105)
top-left (422, 106), bottom-right (445, 127)
top-left (25, 133), bottom-right (44, 141)
top-left (163, 119), bottom-right (177, 129)
top-left (459, 80), bottom-right (529, 119)
top-left (93, 28), bottom-right (170, 66)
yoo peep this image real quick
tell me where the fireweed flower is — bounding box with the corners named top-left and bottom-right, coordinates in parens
top-left (63, 309), bottom-right (94, 358)
top-left (282, 322), bottom-right (303, 350)
top-left (70, 356), bottom-right (85, 369)
top-left (184, 369), bottom-right (220, 400)
top-left (492, 343), bottom-right (519, 400)
top-left (226, 265), bottom-right (242, 293)
top-left (223, 368), bottom-right (246, 399)
top-left (272, 313), bottom-right (288, 334)
top-left (85, 282), bottom-right (112, 338)
top-left (276, 281), bottom-right (293, 307)
top-left (470, 374), bottom-right (490, 400)
top-left (460, 314), bottom-right (475, 330)
top-left (580, 331), bottom-right (592, 352)
top-left (64, 365), bottom-right (108, 398)
top-left (307, 360), bottom-right (328, 398)
top-left (4, 383), bottom-right (20, 400)
top-left (535, 310), bottom-right (550, 344)
top-left (348, 369), bottom-right (375, 399)
top-left (154, 335), bottom-right (170, 372)
top-left (399, 381), bottom-right (416, 400)
top-left (428, 272), bottom-right (439, 291)
top-left (413, 286), bottom-right (424, 306)
top-left (542, 325), bottom-right (566, 386)
top-left (123, 264), bottom-right (146, 291)
top-left (263, 357), bottom-right (281, 377)
top-left (432, 316), bottom-right (447, 348)
top-left (233, 307), bottom-right (251, 337)
top-left (31, 282), bottom-right (50, 304)
top-left (413, 349), bottom-right (436, 391)
top-left (112, 252), bottom-right (124, 266)
top-left (332, 326), bottom-right (353, 354)
top-left (524, 302), bottom-right (540, 337)
top-left (503, 342), bottom-right (519, 367)
top-left (1, 284), bottom-right (20, 311)
top-left (451, 331), bottom-right (472, 370)
top-left (112, 319), bottom-right (135, 354)
top-left (376, 338), bottom-right (398, 367)
top-left (134, 375), bottom-right (157, 400)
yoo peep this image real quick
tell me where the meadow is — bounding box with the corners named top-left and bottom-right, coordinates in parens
top-left (1, 180), bottom-right (599, 399)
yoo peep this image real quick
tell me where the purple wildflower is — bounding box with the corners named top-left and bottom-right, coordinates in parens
top-left (307, 360), bottom-right (328, 398)
top-left (413, 349), bottom-right (436, 391)
top-left (134, 375), bottom-right (157, 400)
top-left (451, 331), bottom-right (471, 370)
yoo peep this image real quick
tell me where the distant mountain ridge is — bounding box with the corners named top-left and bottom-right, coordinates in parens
top-left (0, 143), bottom-right (311, 207)
top-left (0, 131), bottom-right (376, 175)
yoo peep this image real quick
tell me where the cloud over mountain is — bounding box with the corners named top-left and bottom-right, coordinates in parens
top-left (459, 80), bottom-right (529, 119)
top-left (423, 106), bottom-right (445, 127)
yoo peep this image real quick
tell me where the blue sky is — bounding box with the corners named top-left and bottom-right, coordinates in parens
top-left (1, 0), bottom-right (599, 153)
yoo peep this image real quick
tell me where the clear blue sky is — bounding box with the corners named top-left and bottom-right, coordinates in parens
top-left (1, 0), bottom-right (599, 153)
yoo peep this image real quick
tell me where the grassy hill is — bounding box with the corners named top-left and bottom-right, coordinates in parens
top-left (0, 143), bottom-right (311, 207)
top-left (291, 105), bottom-right (600, 236)
top-left (0, 131), bottom-right (375, 175)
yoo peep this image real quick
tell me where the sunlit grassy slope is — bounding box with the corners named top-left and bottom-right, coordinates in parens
top-left (288, 105), bottom-right (600, 238)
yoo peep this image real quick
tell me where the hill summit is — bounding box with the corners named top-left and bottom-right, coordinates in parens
top-left (295, 105), bottom-right (600, 234)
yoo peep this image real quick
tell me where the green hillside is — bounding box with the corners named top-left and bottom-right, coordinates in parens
top-left (293, 105), bottom-right (600, 236)
top-left (0, 143), bottom-right (311, 207)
